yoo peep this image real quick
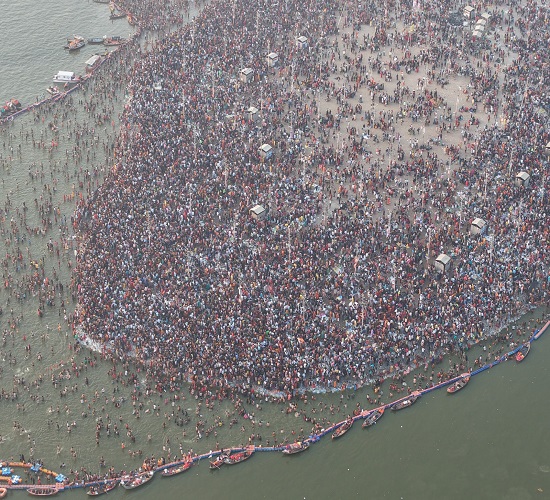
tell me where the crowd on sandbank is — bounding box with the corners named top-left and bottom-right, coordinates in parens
top-left (72, 0), bottom-right (548, 400)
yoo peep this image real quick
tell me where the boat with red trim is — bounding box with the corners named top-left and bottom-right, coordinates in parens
top-left (515, 342), bottom-right (530, 362)
top-left (161, 460), bottom-right (194, 477)
top-left (447, 374), bottom-right (470, 394)
top-left (331, 418), bottom-right (354, 439)
top-left (362, 407), bottom-right (385, 428)
top-left (282, 441), bottom-right (310, 455)
top-left (223, 449), bottom-right (254, 465)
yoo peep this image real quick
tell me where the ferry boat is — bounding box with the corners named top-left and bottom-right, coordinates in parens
top-left (53, 71), bottom-right (80, 84)
top-left (362, 407), bottom-right (385, 428)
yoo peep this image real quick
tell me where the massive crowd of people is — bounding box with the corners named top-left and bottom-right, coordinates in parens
top-left (73, 0), bottom-right (548, 400)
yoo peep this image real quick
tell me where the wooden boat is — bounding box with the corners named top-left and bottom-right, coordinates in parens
top-left (331, 418), bottom-right (354, 439)
top-left (515, 342), bottom-right (530, 362)
top-left (86, 480), bottom-right (119, 496)
top-left (391, 392), bottom-right (420, 411)
top-left (109, 12), bottom-right (127, 20)
top-left (161, 461), bottom-right (194, 477)
top-left (88, 37), bottom-right (105, 45)
top-left (93, 0), bottom-right (110, 3)
top-left (362, 407), bottom-right (385, 428)
top-left (27, 487), bottom-right (59, 497)
top-left (120, 470), bottom-right (154, 489)
top-left (209, 454), bottom-right (227, 470)
top-left (102, 36), bottom-right (125, 46)
top-left (282, 441), bottom-right (310, 455)
top-left (447, 374), bottom-right (470, 394)
top-left (223, 449), bottom-right (253, 465)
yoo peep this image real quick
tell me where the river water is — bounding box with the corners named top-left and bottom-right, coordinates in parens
top-left (0, 1), bottom-right (549, 499)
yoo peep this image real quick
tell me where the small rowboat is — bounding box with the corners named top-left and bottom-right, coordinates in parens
top-left (223, 449), bottom-right (254, 465)
top-left (27, 487), bottom-right (59, 497)
top-left (86, 480), bottom-right (119, 496)
top-left (120, 470), bottom-right (154, 489)
top-left (362, 407), bottom-right (385, 428)
top-left (161, 461), bottom-right (194, 477)
top-left (391, 392), bottom-right (420, 411)
top-left (88, 37), bottom-right (105, 45)
top-left (515, 342), bottom-right (530, 362)
top-left (282, 441), bottom-right (310, 455)
top-left (447, 374), bottom-right (470, 394)
top-left (109, 12), bottom-right (127, 20)
top-left (332, 419), bottom-right (354, 439)
top-left (209, 454), bottom-right (227, 470)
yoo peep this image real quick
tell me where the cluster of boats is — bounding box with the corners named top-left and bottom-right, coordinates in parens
top-left (209, 448), bottom-right (254, 469)
top-left (1, 98), bottom-right (22, 118)
top-left (64, 35), bottom-right (126, 51)
top-left (0, 338), bottom-right (536, 496)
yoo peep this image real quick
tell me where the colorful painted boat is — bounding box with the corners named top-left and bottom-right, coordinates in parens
top-left (223, 449), bottom-right (253, 465)
top-left (86, 480), bottom-right (119, 495)
top-left (331, 418), bottom-right (354, 439)
top-left (447, 374), bottom-right (470, 394)
top-left (282, 441), bottom-right (310, 455)
top-left (391, 392), bottom-right (420, 411)
top-left (362, 407), bottom-right (385, 428)
top-left (515, 342), bottom-right (530, 362)
top-left (120, 470), bottom-right (154, 489)
top-left (161, 461), bottom-right (194, 477)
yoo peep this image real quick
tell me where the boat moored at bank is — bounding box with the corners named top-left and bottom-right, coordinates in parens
top-left (282, 441), bottom-right (310, 455)
top-left (119, 470), bottom-right (154, 490)
top-left (362, 407), bottom-right (385, 428)
top-left (161, 460), bottom-right (194, 477)
top-left (447, 374), bottom-right (470, 394)
top-left (391, 392), bottom-right (421, 411)
top-left (515, 342), bottom-right (530, 362)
